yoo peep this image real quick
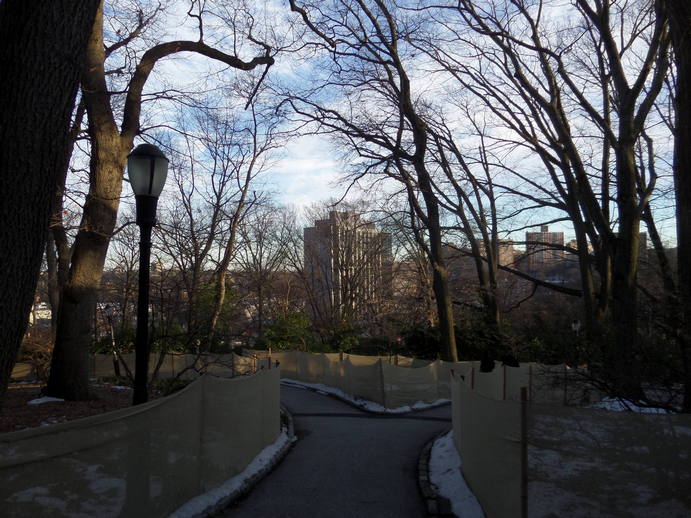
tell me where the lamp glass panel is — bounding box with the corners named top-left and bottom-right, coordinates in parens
top-left (128, 156), bottom-right (168, 196)
top-left (128, 156), bottom-right (153, 195)
top-left (150, 157), bottom-right (169, 196)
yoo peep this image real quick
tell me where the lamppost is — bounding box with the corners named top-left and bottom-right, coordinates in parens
top-left (127, 143), bottom-right (168, 405)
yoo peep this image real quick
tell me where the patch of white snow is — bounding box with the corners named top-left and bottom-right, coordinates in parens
top-left (168, 430), bottom-right (291, 518)
top-left (28, 396), bottom-right (65, 405)
top-left (589, 397), bottom-right (670, 414)
top-left (429, 431), bottom-right (484, 518)
top-left (281, 379), bottom-right (448, 413)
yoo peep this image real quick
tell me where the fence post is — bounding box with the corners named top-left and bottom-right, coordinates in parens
top-left (503, 364), bottom-right (507, 400)
top-left (521, 386), bottom-right (528, 518)
top-left (378, 359), bottom-right (387, 409)
top-left (528, 363), bottom-right (533, 400)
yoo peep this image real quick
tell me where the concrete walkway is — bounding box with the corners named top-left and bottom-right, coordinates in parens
top-left (221, 385), bottom-right (451, 518)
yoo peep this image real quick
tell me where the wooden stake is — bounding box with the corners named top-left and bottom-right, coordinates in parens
top-left (521, 386), bottom-right (528, 518)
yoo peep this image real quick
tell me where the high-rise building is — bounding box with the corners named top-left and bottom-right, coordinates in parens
top-left (525, 225), bottom-right (565, 270)
top-left (304, 211), bottom-right (392, 323)
top-left (475, 238), bottom-right (516, 266)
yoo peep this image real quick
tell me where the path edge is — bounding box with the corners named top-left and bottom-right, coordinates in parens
top-left (200, 405), bottom-right (296, 517)
top-left (281, 379), bottom-right (451, 415)
top-left (418, 428), bottom-right (455, 517)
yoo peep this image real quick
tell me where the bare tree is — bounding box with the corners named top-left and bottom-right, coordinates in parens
top-left (235, 204), bottom-right (292, 345)
top-left (412, 0), bottom-right (671, 397)
top-left (285, 0), bottom-right (459, 360)
top-left (46, 0), bottom-right (274, 399)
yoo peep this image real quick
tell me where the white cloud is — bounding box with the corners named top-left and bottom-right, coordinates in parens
top-left (267, 134), bottom-right (346, 208)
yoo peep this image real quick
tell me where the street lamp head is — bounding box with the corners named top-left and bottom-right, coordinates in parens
top-left (127, 143), bottom-right (169, 197)
top-left (127, 143), bottom-right (169, 227)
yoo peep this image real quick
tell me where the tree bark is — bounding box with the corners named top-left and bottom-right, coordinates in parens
top-left (662, 0), bottom-right (691, 411)
top-left (46, 3), bottom-right (127, 399)
top-left (0, 0), bottom-right (99, 403)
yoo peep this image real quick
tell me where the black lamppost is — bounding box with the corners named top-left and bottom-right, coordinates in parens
top-left (127, 143), bottom-right (168, 405)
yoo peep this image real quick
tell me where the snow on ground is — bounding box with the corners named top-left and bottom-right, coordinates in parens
top-left (27, 397), bottom-right (65, 406)
top-left (589, 397), bottom-right (670, 414)
top-left (281, 378), bottom-right (449, 413)
top-left (168, 430), bottom-right (292, 518)
top-left (429, 431), bottom-right (484, 518)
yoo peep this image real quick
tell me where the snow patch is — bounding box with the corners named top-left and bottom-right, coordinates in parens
top-left (281, 378), bottom-right (449, 413)
top-left (28, 397), bottom-right (65, 406)
top-left (589, 397), bottom-right (670, 414)
top-left (429, 431), bottom-right (484, 518)
top-left (168, 430), bottom-right (291, 518)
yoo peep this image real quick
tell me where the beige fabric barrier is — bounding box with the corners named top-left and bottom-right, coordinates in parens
top-left (451, 368), bottom-right (691, 518)
top-left (345, 353), bottom-right (381, 366)
top-left (297, 352), bottom-right (328, 384)
top-left (87, 352), bottom-right (269, 380)
top-left (1, 369), bottom-right (280, 518)
top-left (323, 354), bottom-right (346, 390)
top-left (382, 360), bottom-right (438, 408)
top-left (271, 351), bottom-right (298, 378)
top-left (276, 351), bottom-right (447, 409)
top-left (343, 357), bottom-right (385, 405)
top-left (451, 375), bottom-right (522, 518)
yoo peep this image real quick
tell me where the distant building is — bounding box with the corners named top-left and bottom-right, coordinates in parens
top-left (476, 238), bottom-right (516, 267)
top-left (304, 211), bottom-right (392, 323)
top-left (525, 225), bottom-right (565, 271)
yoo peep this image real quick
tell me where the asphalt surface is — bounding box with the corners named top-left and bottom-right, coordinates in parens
top-left (221, 384), bottom-right (451, 518)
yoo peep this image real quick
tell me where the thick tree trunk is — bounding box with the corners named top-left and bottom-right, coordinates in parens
top-left (609, 139), bottom-right (643, 399)
top-left (663, 0), bottom-right (691, 411)
top-left (0, 0), bottom-right (99, 403)
top-left (423, 199), bottom-right (458, 363)
top-left (46, 155), bottom-right (125, 399)
top-left (46, 2), bottom-right (131, 399)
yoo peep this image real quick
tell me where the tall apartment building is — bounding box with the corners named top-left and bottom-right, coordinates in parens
top-left (525, 225), bottom-right (565, 270)
top-left (304, 211), bottom-right (392, 324)
top-left (476, 238), bottom-right (516, 266)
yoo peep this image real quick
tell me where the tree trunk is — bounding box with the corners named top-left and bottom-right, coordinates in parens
top-left (663, 0), bottom-right (691, 411)
top-left (0, 0), bottom-right (99, 403)
top-left (46, 154), bottom-right (125, 399)
top-left (609, 139), bottom-right (643, 399)
top-left (46, 2), bottom-right (131, 399)
top-left (422, 198), bottom-right (458, 362)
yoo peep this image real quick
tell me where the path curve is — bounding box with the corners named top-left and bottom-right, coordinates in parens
top-left (221, 384), bottom-right (451, 518)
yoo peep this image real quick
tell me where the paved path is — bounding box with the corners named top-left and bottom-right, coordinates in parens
top-left (221, 384), bottom-right (451, 518)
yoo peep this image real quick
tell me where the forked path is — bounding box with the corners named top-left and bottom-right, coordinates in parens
top-left (221, 384), bottom-right (451, 518)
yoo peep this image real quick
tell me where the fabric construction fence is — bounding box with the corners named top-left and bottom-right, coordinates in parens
top-left (1, 369), bottom-right (280, 518)
top-left (87, 352), bottom-right (270, 380)
top-left (264, 350), bottom-right (591, 410)
top-left (10, 353), bottom-right (271, 384)
top-left (450, 374), bottom-right (691, 518)
top-left (270, 350), bottom-right (454, 408)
